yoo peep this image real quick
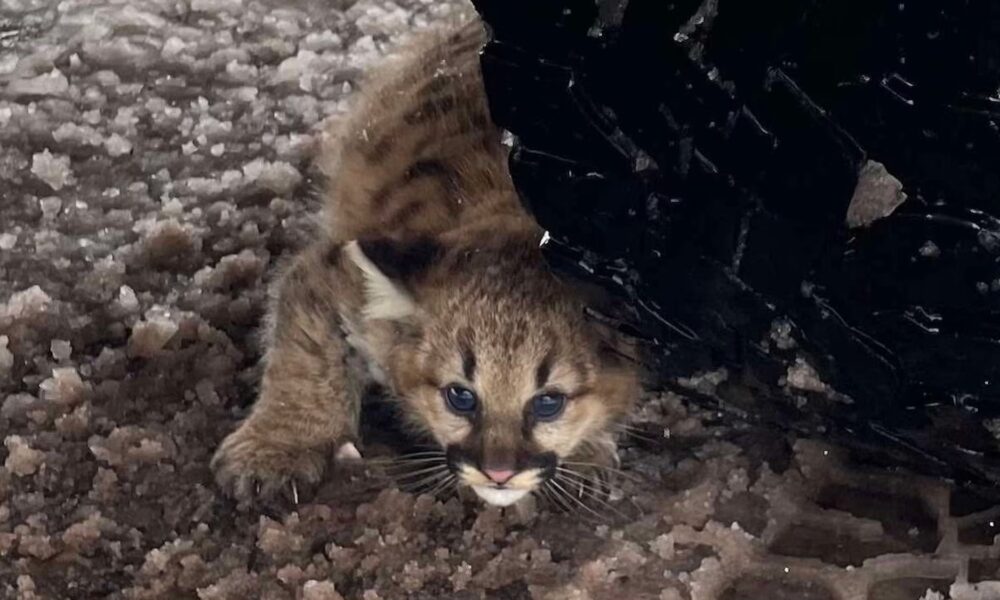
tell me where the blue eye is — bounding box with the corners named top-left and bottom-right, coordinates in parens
top-left (443, 385), bottom-right (477, 414)
top-left (532, 393), bottom-right (566, 420)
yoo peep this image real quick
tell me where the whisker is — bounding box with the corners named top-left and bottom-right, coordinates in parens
top-left (384, 456), bottom-right (449, 465)
top-left (542, 481), bottom-right (573, 511)
top-left (557, 475), bottom-right (629, 523)
top-left (618, 423), bottom-right (646, 431)
top-left (401, 470), bottom-right (451, 494)
top-left (367, 451), bottom-right (447, 464)
top-left (396, 450), bottom-right (447, 457)
top-left (554, 466), bottom-right (628, 512)
top-left (549, 478), bottom-right (608, 523)
top-left (425, 475), bottom-right (456, 498)
top-left (541, 481), bottom-right (574, 514)
top-left (392, 464), bottom-right (450, 481)
top-left (561, 461), bottom-right (642, 483)
top-left (568, 480), bottom-right (629, 519)
top-left (378, 459), bottom-right (449, 474)
top-left (614, 424), bottom-right (661, 443)
top-left (560, 476), bottom-right (629, 521)
top-left (370, 450), bottom-right (446, 458)
top-left (388, 459), bottom-right (448, 471)
top-left (409, 475), bottom-right (447, 495)
top-left (555, 467), bottom-right (610, 498)
top-left (386, 464), bottom-right (448, 479)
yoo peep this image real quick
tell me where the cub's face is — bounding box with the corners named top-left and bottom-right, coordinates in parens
top-left (348, 237), bottom-right (637, 507)
top-left (412, 301), bottom-right (634, 506)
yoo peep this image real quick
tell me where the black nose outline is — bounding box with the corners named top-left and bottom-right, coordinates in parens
top-left (444, 444), bottom-right (559, 483)
top-left (531, 451), bottom-right (559, 481)
top-left (445, 444), bottom-right (465, 473)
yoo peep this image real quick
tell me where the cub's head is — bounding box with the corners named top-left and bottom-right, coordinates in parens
top-left (347, 233), bottom-right (638, 507)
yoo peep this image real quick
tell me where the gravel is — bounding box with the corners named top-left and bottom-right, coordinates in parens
top-left (2, 0), bottom-right (999, 598)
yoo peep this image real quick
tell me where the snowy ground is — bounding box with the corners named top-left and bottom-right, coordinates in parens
top-left (2, 0), bottom-right (1000, 598)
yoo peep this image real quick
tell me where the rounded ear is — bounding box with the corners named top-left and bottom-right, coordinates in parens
top-left (345, 237), bottom-right (444, 321)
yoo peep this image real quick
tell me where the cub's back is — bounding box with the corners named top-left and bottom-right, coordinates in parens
top-left (319, 19), bottom-right (533, 244)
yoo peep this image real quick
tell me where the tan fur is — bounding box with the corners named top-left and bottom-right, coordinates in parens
top-left (212, 16), bottom-right (639, 506)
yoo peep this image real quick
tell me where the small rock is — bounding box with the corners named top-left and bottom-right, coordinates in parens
top-left (4, 435), bottom-right (45, 476)
top-left (0, 335), bottom-right (12, 374)
top-left (118, 285), bottom-right (139, 312)
top-left (0, 286), bottom-right (53, 322)
top-left (39, 367), bottom-right (89, 406)
top-left (8, 69), bottom-right (69, 98)
top-left (241, 158), bottom-right (302, 194)
top-left (39, 196), bottom-right (62, 219)
top-left (846, 160), bottom-right (907, 228)
top-left (31, 150), bottom-right (75, 191)
top-left (302, 580), bottom-right (344, 600)
top-left (105, 133), bottom-right (133, 157)
top-left (50, 339), bottom-right (72, 361)
top-left (128, 314), bottom-right (179, 358)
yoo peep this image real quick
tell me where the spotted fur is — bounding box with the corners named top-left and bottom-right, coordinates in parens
top-left (212, 16), bottom-right (639, 507)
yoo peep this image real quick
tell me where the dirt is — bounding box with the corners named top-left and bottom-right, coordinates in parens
top-left (2, 0), bottom-right (1000, 598)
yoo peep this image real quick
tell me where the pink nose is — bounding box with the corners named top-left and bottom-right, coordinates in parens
top-left (484, 468), bottom-right (516, 484)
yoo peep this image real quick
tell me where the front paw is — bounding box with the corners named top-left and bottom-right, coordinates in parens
top-left (211, 424), bottom-right (327, 504)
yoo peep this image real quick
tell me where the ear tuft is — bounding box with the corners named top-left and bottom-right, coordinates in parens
top-left (344, 237), bottom-right (442, 321)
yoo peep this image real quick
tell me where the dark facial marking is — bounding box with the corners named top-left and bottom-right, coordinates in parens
top-left (444, 441), bottom-right (559, 484)
top-left (535, 350), bottom-right (553, 391)
top-left (461, 343), bottom-right (476, 381)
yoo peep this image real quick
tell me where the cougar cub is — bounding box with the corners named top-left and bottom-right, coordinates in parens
top-left (212, 18), bottom-right (638, 507)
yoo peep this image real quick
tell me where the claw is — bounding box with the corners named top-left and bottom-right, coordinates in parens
top-left (336, 441), bottom-right (362, 461)
top-left (291, 480), bottom-right (299, 505)
top-left (255, 480), bottom-right (262, 496)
